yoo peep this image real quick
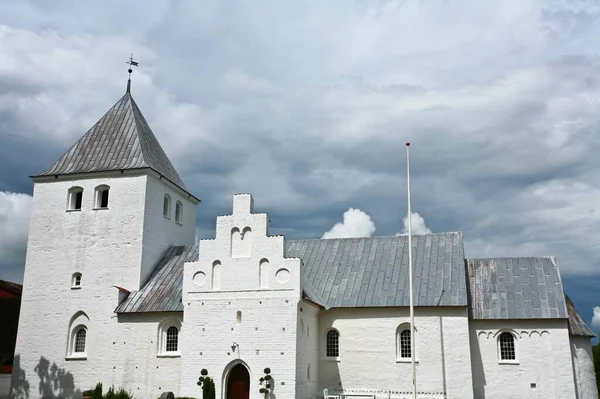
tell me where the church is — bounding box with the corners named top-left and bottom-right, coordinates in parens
top-left (11, 79), bottom-right (598, 399)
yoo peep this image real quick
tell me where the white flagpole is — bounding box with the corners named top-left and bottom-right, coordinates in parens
top-left (406, 142), bottom-right (416, 399)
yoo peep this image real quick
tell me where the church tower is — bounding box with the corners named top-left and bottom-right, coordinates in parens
top-left (12, 81), bottom-right (199, 397)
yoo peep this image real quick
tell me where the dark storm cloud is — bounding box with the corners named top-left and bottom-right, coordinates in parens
top-left (0, 0), bottom-right (598, 330)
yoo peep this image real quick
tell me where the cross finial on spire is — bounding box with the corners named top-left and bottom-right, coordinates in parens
top-left (125, 53), bottom-right (139, 93)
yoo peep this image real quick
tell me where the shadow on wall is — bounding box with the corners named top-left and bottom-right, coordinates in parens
top-left (10, 354), bottom-right (82, 399)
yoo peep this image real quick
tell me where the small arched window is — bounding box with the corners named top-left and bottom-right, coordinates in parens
top-left (94, 185), bottom-right (110, 209)
top-left (326, 329), bottom-right (339, 358)
top-left (163, 195), bottom-right (171, 218)
top-left (499, 332), bottom-right (516, 361)
top-left (158, 319), bottom-right (181, 356)
top-left (175, 201), bottom-right (183, 224)
top-left (398, 329), bottom-right (411, 359)
top-left (71, 272), bottom-right (82, 289)
top-left (67, 187), bottom-right (84, 211)
top-left (166, 326), bottom-right (179, 352)
top-left (74, 328), bottom-right (87, 353)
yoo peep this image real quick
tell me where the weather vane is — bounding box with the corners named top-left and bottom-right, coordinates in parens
top-left (125, 53), bottom-right (139, 93)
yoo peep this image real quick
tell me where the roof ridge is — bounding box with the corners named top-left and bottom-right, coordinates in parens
top-left (290, 231), bottom-right (463, 242)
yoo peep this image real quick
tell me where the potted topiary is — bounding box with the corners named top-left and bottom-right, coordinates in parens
top-left (258, 368), bottom-right (272, 398)
top-left (197, 369), bottom-right (216, 399)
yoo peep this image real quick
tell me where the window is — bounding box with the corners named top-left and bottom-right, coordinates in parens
top-left (399, 329), bottom-right (411, 359)
top-left (74, 328), bottom-right (86, 353)
top-left (396, 324), bottom-right (417, 362)
top-left (66, 311), bottom-right (89, 360)
top-left (163, 195), bottom-right (171, 218)
top-left (326, 329), bottom-right (339, 358)
top-left (175, 201), bottom-right (183, 224)
top-left (166, 326), bottom-right (178, 352)
top-left (68, 187), bottom-right (83, 211)
top-left (158, 319), bottom-right (181, 357)
top-left (94, 185), bottom-right (110, 209)
top-left (499, 332), bottom-right (516, 361)
top-left (71, 273), bottom-right (82, 289)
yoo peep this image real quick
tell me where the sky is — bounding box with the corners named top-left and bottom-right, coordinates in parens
top-left (0, 0), bottom-right (598, 340)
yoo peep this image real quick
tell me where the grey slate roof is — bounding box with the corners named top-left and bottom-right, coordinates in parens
top-left (565, 293), bottom-right (595, 337)
top-left (36, 91), bottom-right (188, 191)
top-left (466, 257), bottom-right (568, 319)
top-left (116, 245), bottom-right (198, 313)
top-left (116, 232), bottom-right (467, 313)
top-left (287, 233), bottom-right (467, 308)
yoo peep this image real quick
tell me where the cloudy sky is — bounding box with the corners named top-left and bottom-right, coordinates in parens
top-left (0, 0), bottom-right (598, 338)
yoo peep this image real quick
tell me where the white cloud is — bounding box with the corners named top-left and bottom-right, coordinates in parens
top-left (0, 192), bottom-right (33, 283)
top-left (322, 208), bottom-right (376, 239)
top-left (396, 212), bottom-right (432, 236)
top-left (593, 306), bottom-right (600, 330)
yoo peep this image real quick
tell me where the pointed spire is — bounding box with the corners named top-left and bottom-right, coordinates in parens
top-left (126, 53), bottom-right (139, 94)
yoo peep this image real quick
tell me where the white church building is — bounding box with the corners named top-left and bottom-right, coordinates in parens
top-left (10, 84), bottom-right (598, 399)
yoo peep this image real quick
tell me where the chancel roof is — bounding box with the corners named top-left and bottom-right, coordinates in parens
top-left (116, 232), bottom-right (467, 313)
top-left (467, 257), bottom-right (568, 320)
top-left (36, 91), bottom-right (187, 191)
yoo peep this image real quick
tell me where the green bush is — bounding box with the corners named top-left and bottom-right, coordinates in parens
top-left (93, 382), bottom-right (103, 399)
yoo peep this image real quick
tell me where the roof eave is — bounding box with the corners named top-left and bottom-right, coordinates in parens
top-left (31, 167), bottom-right (201, 204)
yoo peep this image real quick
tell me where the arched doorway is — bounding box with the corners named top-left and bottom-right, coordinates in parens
top-left (226, 363), bottom-right (250, 399)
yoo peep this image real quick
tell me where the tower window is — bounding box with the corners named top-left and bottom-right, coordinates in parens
top-left (163, 195), bottom-right (171, 218)
top-left (94, 185), bottom-right (110, 209)
top-left (175, 201), bottom-right (183, 224)
top-left (71, 273), bottom-right (82, 289)
top-left (68, 187), bottom-right (84, 211)
top-left (74, 328), bottom-right (87, 353)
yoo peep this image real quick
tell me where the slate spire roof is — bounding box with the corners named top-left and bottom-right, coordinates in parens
top-left (36, 89), bottom-right (187, 191)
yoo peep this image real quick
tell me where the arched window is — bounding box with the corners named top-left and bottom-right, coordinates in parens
top-left (175, 201), bottom-right (183, 224)
top-left (67, 187), bottom-right (84, 211)
top-left (158, 319), bottom-right (181, 356)
top-left (326, 329), bottom-right (339, 358)
top-left (74, 328), bottom-right (87, 353)
top-left (499, 332), bottom-right (516, 361)
top-left (166, 326), bottom-right (179, 352)
top-left (66, 311), bottom-right (89, 360)
top-left (163, 195), bottom-right (171, 218)
top-left (94, 185), bottom-right (110, 209)
top-left (71, 272), bottom-right (82, 288)
top-left (396, 324), bottom-right (416, 361)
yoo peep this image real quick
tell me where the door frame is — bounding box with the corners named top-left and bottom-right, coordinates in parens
top-left (222, 359), bottom-right (251, 399)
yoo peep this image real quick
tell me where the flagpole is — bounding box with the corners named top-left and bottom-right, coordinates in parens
top-left (406, 142), bottom-right (416, 399)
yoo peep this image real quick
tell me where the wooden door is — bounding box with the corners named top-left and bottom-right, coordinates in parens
top-left (227, 364), bottom-right (250, 399)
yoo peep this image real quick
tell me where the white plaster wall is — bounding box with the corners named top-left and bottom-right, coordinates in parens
top-left (318, 307), bottom-right (473, 399)
top-left (296, 300), bottom-right (320, 399)
top-left (470, 319), bottom-right (577, 399)
top-left (181, 194), bottom-right (301, 399)
top-left (11, 174), bottom-right (190, 399)
top-left (140, 175), bottom-right (197, 286)
top-left (570, 336), bottom-right (598, 399)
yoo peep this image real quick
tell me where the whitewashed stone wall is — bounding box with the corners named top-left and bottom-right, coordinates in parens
top-left (12, 173), bottom-right (194, 399)
top-left (296, 300), bottom-right (320, 399)
top-left (570, 336), bottom-right (598, 399)
top-left (180, 194), bottom-right (302, 399)
top-left (470, 319), bottom-right (577, 399)
top-left (318, 307), bottom-right (474, 399)
top-left (141, 174), bottom-right (197, 286)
